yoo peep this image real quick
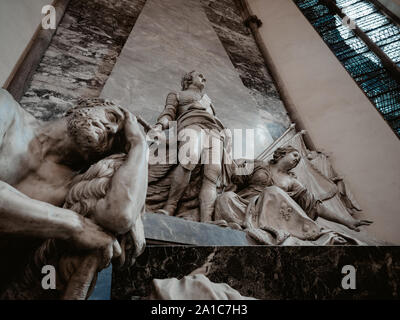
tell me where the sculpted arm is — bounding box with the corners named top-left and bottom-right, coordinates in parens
top-left (94, 111), bottom-right (148, 235)
top-left (0, 180), bottom-right (78, 238)
top-left (154, 92), bottom-right (179, 130)
top-left (0, 180), bottom-right (116, 250)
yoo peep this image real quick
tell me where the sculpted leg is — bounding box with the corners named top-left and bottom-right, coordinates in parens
top-left (160, 165), bottom-right (191, 216)
top-left (199, 177), bottom-right (217, 222)
top-left (160, 128), bottom-right (202, 216)
top-left (316, 203), bottom-right (373, 232)
top-left (199, 163), bottom-right (221, 222)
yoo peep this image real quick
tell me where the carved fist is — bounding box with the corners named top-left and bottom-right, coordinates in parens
top-left (119, 108), bottom-right (145, 150)
top-left (151, 124), bottom-right (163, 132)
top-left (70, 215), bottom-right (121, 269)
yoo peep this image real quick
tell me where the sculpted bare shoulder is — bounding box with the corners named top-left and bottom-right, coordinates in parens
top-left (0, 89), bottom-right (40, 185)
top-left (0, 89), bottom-right (17, 146)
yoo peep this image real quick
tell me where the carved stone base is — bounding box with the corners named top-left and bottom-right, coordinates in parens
top-left (143, 213), bottom-right (256, 245)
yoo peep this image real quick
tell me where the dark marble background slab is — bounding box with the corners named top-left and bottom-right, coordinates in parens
top-left (112, 246), bottom-right (400, 300)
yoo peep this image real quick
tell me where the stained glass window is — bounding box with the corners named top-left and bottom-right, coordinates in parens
top-left (294, 0), bottom-right (400, 137)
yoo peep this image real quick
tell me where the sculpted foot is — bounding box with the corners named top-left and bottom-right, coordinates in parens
top-left (346, 219), bottom-right (373, 232)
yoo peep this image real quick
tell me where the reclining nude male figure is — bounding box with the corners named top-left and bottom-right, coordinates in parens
top-left (0, 89), bottom-right (148, 299)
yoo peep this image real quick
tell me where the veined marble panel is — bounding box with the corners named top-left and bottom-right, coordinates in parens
top-left (101, 0), bottom-right (275, 157)
top-left (112, 246), bottom-right (400, 299)
top-left (201, 0), bottom-right (291, 140)
top-left (19, 0), bottom-right (147, 121)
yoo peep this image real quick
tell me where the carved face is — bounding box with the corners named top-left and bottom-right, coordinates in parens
top-left (191, 72), bottom-right (206, 90)
top-left (281, 151), bottom-right (301, 170)
top-left (67, 106), bottom-right (125, 159)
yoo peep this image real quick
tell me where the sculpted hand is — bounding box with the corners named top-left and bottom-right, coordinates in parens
top-left (114, 227), bottom-right (146, 269)
top-left (70, 215), bottom-right (121, 269)
top-left (151, 124), bottom-right (163, 132)
top-left (120, 108), bottom-right (145, 145)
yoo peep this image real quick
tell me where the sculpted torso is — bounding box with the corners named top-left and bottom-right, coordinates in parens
top-left (268, 167), bottom-right (296, 192)
top-left (248, 166), bottom-right (295, 193)
top-left (0, 95), bottom-right (74, 206)
top-left (177, 90), bottom-right (214, 116)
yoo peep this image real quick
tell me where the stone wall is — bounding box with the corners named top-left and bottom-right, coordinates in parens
top-left (201, 0), bottom-right (291, 138)
top-left (19, 0), bottom-right (146, 120)
top-left (19, 0), bottom-right (290, 141)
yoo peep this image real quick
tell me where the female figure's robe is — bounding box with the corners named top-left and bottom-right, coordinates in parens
top-left (214, 162), bottom-right (363, 245)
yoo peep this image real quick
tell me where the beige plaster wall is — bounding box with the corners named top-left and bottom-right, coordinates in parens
top-left (247, 0), bottom-right (400, 244)
top-left (0, 0), bottom-right (49, 87)
top-left (376, 0), bottom-right (400, 19)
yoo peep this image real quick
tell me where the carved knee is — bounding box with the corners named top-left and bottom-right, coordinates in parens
top-left (203, 163), bottom-right (221, 185)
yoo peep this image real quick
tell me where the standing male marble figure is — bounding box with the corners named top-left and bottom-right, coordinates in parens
top-left (152, 71), bottom-right (231, 222)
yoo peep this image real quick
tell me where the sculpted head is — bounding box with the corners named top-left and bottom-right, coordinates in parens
top-left (66, 98), bottom-right (125, 161)
top-left (181, 70), bottom-right (206, 91)
top-left (270, 145), bottom-right (301, 170)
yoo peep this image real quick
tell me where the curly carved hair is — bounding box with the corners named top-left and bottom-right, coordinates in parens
top-left (65, 97), bottom-right (123, 117)
top-left (269, 145), bottom-right (299, 165)
top-left (64, 153), bottom-right (127, 218)
top-left (181, 70), bottom-right (196, 91)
